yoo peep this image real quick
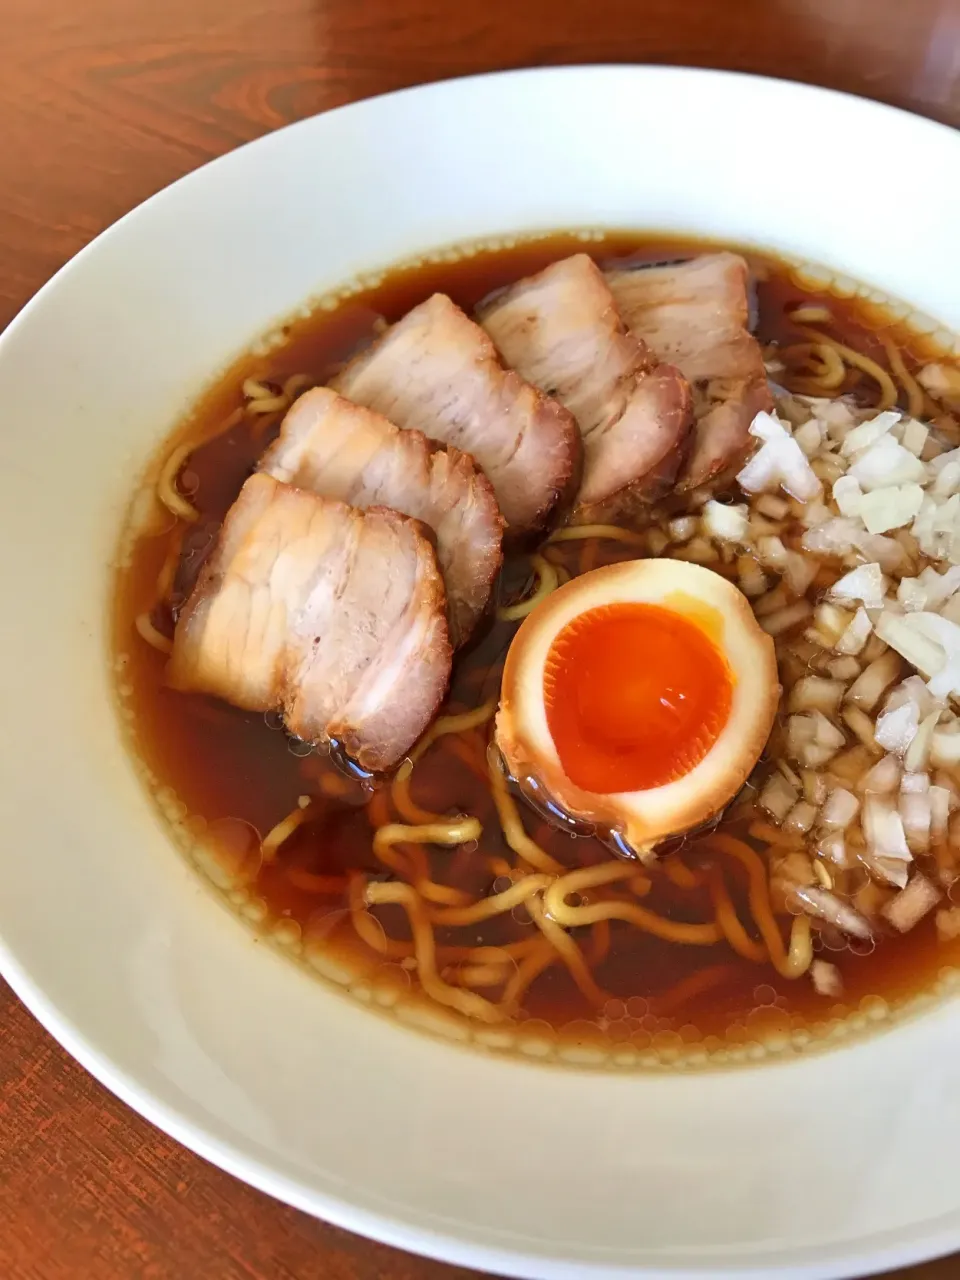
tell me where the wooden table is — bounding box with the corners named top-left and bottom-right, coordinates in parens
top-left (2, 1), bottom-right (960, 1275)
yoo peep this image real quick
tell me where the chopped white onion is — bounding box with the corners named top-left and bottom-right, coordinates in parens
top-left (839, 410), bottom-right (900, 458)
top-left (738, 411), bottom-right (822, 501)
top-left (788, 676), bottom-right (845, 715)
top-left (827, 655), bottom-right (862, 681)
top-left (793, 885), bottom-right (873, 938)
top-left (859, 483), bottom-right (925, 535)
top-left (862, 796), bottom-right (913, 886)
top-left (832, 475), bottom-right (864, 518)
top-left (882, 874), bottom-right (940, 932)
top-left (828, 562), bottom-right (886, 609)
top-left (816, 830), bottom-right (848, 866)
top-left (783, 800), bottom-right (818, 835)
top-left (904, 710), bottom-right (941, 773)
top-left (875, 701), bottom-right (920, 756)
top-left (875, 612), bottom-right (945, 682)
top-left (931, 725), bottom-right (960, 767)
top-left (668, 516), bottom-right (697, 542)
top-left (835, 607), bottom-right (873, 656)
top-left (845, 649), bottom-right (902, 711)
top-left (811, 959), bottom-right (844, 997)
top-left (862, 754), bottom-right (901, 794)
top-left (820, 787), bottom-right (859, 829)
top-left (900, 773), bottom-right (932, 852)
top-left (702, 500), bottom-right (749, 543)
top-left (848, 435), bottom-right (927, 491)
top-left (930, 785), bottom-right (954, 843)
top-left (902, 418), bottom-right (930, 457)
top-left (759, 772), bottom-right (798, 823)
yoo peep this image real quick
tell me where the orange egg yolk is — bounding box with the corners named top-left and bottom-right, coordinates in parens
top-left (542, 602), bottom-right (733, 794)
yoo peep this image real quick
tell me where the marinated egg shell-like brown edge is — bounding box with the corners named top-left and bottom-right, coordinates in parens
top-left (495, 559), bottom-right (781, 854)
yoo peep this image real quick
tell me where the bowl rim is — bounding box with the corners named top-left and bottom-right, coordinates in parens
top-left (4, 63), bottom-right (960, 1280)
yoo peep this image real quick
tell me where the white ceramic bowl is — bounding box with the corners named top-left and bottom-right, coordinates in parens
top-left (3, 67), bottom-right (960, 1280)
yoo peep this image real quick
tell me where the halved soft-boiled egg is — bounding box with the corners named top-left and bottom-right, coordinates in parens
top-left (495, 559), bottom-right (780, 856)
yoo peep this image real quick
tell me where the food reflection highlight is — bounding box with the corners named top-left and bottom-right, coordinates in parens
top-left (118, 235), bottom-right (960, 1066)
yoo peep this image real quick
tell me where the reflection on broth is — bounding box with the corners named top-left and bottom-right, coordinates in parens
top-left (113, 232), bottom-right (960, 1068)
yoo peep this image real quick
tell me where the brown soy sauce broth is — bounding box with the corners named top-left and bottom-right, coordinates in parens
top-left (114, 232), bottom-right (960, 1066)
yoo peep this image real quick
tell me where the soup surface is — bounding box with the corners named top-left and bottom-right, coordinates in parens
top-left (113, 232), bottom-right (960, 1068)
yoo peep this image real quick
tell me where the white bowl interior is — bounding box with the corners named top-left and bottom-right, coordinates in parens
top-left (2, 67), bottom-right (960, 1279)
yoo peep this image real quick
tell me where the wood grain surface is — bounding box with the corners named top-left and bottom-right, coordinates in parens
top-left (2, 1), bottom-right (960, 1276)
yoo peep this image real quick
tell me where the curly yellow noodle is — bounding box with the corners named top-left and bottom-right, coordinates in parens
top-left (708, 865), bottom-right (768, 963)
top-left (497, 554), bottom-right (559, 621)
top-left (347, 873), bottom-right (412, 960)
top-left (393, 840), bottom-right (474, 908)
top-left (705, 834), bottom-right (813, 978)
top-left (587, 918), bottom-right (611, 965)
top-left (547, 524), bottom-right (646, 546)
top-left (286, 868), bottom-right (347, 894)
top-left (427, 874), bottom-right (551, 927)
top-left (527, 895), bottom-right (607, 1008)
top-left (134, 612), bottom-right (173, 655)
top-left (654, 963), bottom-right (741, 1015)
top-left (780, 341), bottom-right (846, 390)
top-left (881, 337), bottom-right (925, 419)
top-left (156, 443), bottom-right (200, 522)
top-left (261, 801), bottom-right (311, 861)
top-left (501, 941), bottom-right (560, 1007)
top-left (543, 862), bottom-right (722, 945)
top-left (787, 305), bottom-right (833, 324)
top-left (795, 324), bottom-right (898, 410)
top-left (390, 759), bottom-right (449, 825)
top-left (363, 880), bottom-right (504, 1023)
top-left (661, 857), bottom-right (703, 889)
top-left (410, 698), bottom-right (497, 764)
top-left (487, 753), bottom-right (565, 875)
top-left (446, 963), bottom-right (513, 989)
top-left (155, 526), bottom-right (185, 601)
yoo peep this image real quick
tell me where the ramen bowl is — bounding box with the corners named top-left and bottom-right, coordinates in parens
top-left (2, 67), bottom-right (960, 1279)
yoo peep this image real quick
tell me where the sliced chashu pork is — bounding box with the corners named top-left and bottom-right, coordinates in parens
top-left (480, 254), bottom-right (692, 523)
top-left (332, 293), bottom-right (580, 534)
top-left (168, 473), bottom-right (451, 770)
top-left (259, 387), bottom-right (502, 646)
top-left (606, 253), bottom-right (773, 489)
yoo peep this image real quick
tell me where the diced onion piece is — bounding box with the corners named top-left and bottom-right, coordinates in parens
top-left (875, 611), bottom-right (947, 682)
top-left (848, 435), bottom-right (926, 491)
top-left (668, 516), bottom-right (697, 543)
top-left (783, 551), bottom-right (818, 598)
top-left (886, 674), bottom-right (942, 720)
top-left (875, 701), bottom-right (920, 756)
top-left (816, 830), bottom-right (848, 866)
top-left (835, 607), bottom-right (873, 656)
top-left (845, 649), bottom-right (902, 711)
top-left (832, 475), bottom-right (863, 518)
top-left (702, 500), bottom-right (749, 543)
top-left (917, 564), bottom-right (960, 610)
top-left (801, 769), bottom-right (828, 807)
top-left (862, 753), bottom-right (902, 795)
top-left (783, 800), bottom-right (818, 836)
top-left (792, 885), bottom-right (873, 939)
top-left (918, 363), bottom-right (960, 403)
top-left (759, 772), bottom-right (798, 823)
top-left (906, 613), bottom-right (960, 698)
top-left (930, 785), bottom-right (955, 843)
top-left (839, 410), bottom-right (900, 458)
top-left (897, 577), bottom-right (928, 612)
top-left (859, 484), bottom-right (925, 535)
top-left (755, 494), bottom-right (790, 519)
top-left (793, 419), bottom-right (822, 457)
top-left (900, 773), bottom-right (932, 852)
top-left (760, 601), bottom-right (813, 636)
top-left (931, 725), bottom-right (960, 767)
top-left (841, 704), bottom-right (881, 751)
top-left (827, 655), bottom-right (861, 681)
top-left (811, 959), bottom-right (843, 996)
top-left (904, 710), bottom-right (941, 773)
top-left (901, 418), bottom-right (929, 457)
top-left (814, 602), bottom-right (853, 645)
top-left (787, 711), bottom-right (845, 769)
top-left (788, 676), bottom-right (845, 715)
top-left (933, 462), bottom-right (960, 498)
top-left (736, 554), bottom-right (768, 599)
top-left (828, 562), bottom-right (886, 609)
top-left (882, 874), bottom-right (940, 932)
top-left (802, 517), bottom-right (862, 558)
top-left (820, 786), bottom-right (859, 829)
top-left (738, 411), bottom-right (822, 501)
top-left (757, 535), bottom-right (788, 569)
top-left (862, 795), bottom-right (913, 886)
